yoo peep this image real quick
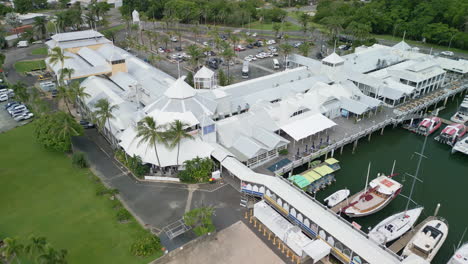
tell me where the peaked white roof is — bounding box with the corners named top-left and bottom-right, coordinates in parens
top-left (164, 77), bottom-right (197, 99)
top-left (194, 66), bottom-right (215, 79)
top-left (323, 52), bottom-right (344, 64)
top-left (393, 41), bottom-right (411, 51)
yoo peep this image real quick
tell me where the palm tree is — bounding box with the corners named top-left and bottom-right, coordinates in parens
top-left (161, 35), bottom-right (170, 50)
top-left (25, 236), bottom-right (47, 258)
top-left (136, 116), bottom-right (167, 170)
top-left (93, 98), bottom-right (119, 146)
top-left (186, 44), bottom-right (201, 70)
top-left (37, 244), bottom-right (67, 264)
top-left (167, 120), bottom-right (194, 166)
top-left (69, 81), bottom-right (90, 110)
top-left (48, 47), bottom-right (71, 82)
top-left (33, 16), bottom-right (47, 40)
top-left (56, 112), bottom-right (82, 143)
top-left (298, 42), bottom-right (312, 57)
top-left (279, 43), bottom-right (293, 69)
top-left (57, 85), bottom-right (72, 114)
top-left (298, 13), bottom-right (310, 41)
top-left (220, 41), bottom-right (235, 79)
top-left (58, 67), bottom-right (74, 85)
top-left (0, 237), bottom-right (24, 264)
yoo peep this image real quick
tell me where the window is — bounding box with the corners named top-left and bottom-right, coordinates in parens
top-left (111, 59), bottom-right (125, 65)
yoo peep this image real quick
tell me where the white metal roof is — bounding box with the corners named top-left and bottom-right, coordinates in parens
top-left (164, 77), bottom-right (197, 99)
top-left (280, 113), bottom-right (336, 141)
top-left (194, 66), bottom-right (215, 79)
top-left (77, 47), bottom-right (108, 67)
top-left (393, 41), bottom-right (412, 51)
top-left (340, 97), bottom-right (370, 115)
top-left (323, 52), bottom-right (344, 64)
top-left (51, 30), bottom-right (103, 42)
top-left (302, 239), bottom-right (331, 262)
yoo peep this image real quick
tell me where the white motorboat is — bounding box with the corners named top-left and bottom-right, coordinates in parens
top-left (402, 218), bottom-right (449, 262)
top-left (450, 95), bottom-right (468, 124)
top-left (448, 242), bottom-right (468, 264)
top-left (324, 189), bottom-right (350, 207)
top-left (368, 207), bottom-right (423, 244)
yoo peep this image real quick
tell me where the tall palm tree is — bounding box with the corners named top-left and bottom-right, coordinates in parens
top-left (25, 236), bottom-right (47, 258)
top-left (93, 98), bottom-right (119, 146)
top-left (0, 237), bottom-right (24, 264)
top-left (37, 244), bottom-right (67, 264)
top-left (56, 112), bottom-right (82, 143)
top-left (136, 116), bottom-right (167, 170)
top-left (186, 44), bottom-right (201, 70)
top-left (220, 41), bottom-right (235, 79)
top-left (167, 120), bottom-right (194, 166)
top-left (58, 67), bottom-right (74, 85)
top-left (279, 43), bottom-right (293, 69)
top-left (48, 47), bottom-right (71, 82)
top-left (57, 85), bottom-right (72, 114)
top-left (33, 16), bottom-right (47, 40)
top-left (69, 81), bottom-right (90, 109)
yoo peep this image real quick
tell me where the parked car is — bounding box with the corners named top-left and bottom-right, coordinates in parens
top-left (441, 51), bottom-right (454, 56)
top-left (252, 32), bottom-right (257, 37)
top-left (234, 45), bottom-right (246, 51)
top-left (0, 94), bottom-right (8, 102)
top-left (203, 51), bottom-right (216, 56)
top-left (220, 35), bottom-right (227, 40)
top-left (170, 37), bottom-right (178, 42)
top-left (293, 42), bottom-right (303, 48)
top-left (5, 101), bottom-right (19, 109)
top-left (79, 120), bottom-right (95, 129)
top-left (9, 105), bottom-right (26, 115)
top-left (246, 44), bottom-right (254, 49)
top-left (202, 41), bottom-right (209, 46)
top-left (14, 112), bottom-right (33, 121)
top-left (51, 89), bottom-right (58, 97)
top-left (266, 39), bottom-right (276, 45)
top-left (17, 40), bottom-right (29, 48)
top-left (175, 46), bottom-right (182, 51)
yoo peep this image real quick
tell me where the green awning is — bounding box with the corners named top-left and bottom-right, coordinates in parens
top-left (313, 165), bottom-right (334, 176)
top-left (288, 175), bottom-right (311, 188)
top-left (325, 158), bottom-right (339, 165)
top-left (302, 170), bottom-right (322, 182)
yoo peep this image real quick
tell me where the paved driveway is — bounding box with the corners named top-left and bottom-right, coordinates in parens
top-left (72, 131), bottom-right (242, 249)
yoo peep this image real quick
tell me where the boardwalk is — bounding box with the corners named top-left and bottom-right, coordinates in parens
top-left (388, 216), bottom-right (437, 254)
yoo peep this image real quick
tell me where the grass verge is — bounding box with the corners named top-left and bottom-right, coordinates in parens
top-left (31, 47), bottom-right (48, 56)
top-left (0, 124), bottom-right (162, 264)
top-left (14, 60), bottom-right (46, 74)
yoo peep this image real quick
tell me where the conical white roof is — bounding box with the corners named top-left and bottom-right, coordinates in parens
top-left (393, 41), bottom-right (411, 51)
top-left (323, 52), bottom-right (344, 64)
top-left (164, 76), bottom-right (196, 99)
top-left (194, 66), bottom-right (214, 79)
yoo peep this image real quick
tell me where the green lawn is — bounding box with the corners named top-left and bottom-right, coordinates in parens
top-left (31, 47), bottom-right (48, 56)
top-left (0, 125), bottom-right (161, 264)
top-left (245, 21), bottom-right (302, 32)
top-left (14, 60), bottom-right (46, 74)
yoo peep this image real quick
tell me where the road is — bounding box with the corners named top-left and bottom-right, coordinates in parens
top-left (3, 44), bottom-right (47, 86)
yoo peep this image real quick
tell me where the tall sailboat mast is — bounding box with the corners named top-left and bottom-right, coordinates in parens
top-left (405, 135), bottom-right (428, 212)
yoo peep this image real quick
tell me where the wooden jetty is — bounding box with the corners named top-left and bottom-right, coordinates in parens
top-left (439, 117), bottom-right (454, 125)
top-left (330, 192), bottom-right (361, 213)
top-left (388, 216), bottom-right (437, 254)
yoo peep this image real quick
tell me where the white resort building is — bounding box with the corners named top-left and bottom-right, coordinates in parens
top-left (45, 30), bottom-right (468, 264)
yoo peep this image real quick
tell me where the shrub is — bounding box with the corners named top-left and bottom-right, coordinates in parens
top-left (95, 183), bottom-right (108, 196)
top-left (72, 152), bottom-right (89, 168)
top-left (130, 234), bottom-right (161, 257)
top-left (110, 199), bottom-right (123, 209)
top-left (178, 157), bottom-right (214, 183)
top-left (116, 208), bottom-right (132, 222)
top-left (278, 149), bottom-right (288, 155)
top-left (184, 207), bottom-right (216, 237)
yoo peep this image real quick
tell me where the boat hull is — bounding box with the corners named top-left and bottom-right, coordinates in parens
top-left (344, 188), bottom-right (402, 218)
top-left (448, 243), bottom-right (468, 264)
top-left (368, 207), bottom-right (424, 244)
top-left (324, 189), bottom-right (350, 208)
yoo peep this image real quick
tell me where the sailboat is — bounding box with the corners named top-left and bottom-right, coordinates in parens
top-left (448, 228), bottom-right (468, 264)
top-left (343, 163), bottom-right (402, 218)
top-left (369, 139), bottom-right (429, 245)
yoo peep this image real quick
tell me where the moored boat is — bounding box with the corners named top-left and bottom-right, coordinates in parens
top-left (448, 242), bottom-right (468, 264)
top-left (343, 174), bottom-right (402, 218)
top-left (450, 95), bottom-right (468, 124)
top-left (324, 189), bottom-right (350, 208)
top-left (417, 117), bottom-right (442, 135)
top-left (435, 124), bottom-right (467, 146)
top-left (402, 218), bottom-right (449, 262)
top-left (368, 207), bottom-right (423, 244)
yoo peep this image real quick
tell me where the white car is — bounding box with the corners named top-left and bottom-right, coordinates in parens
top-left (157, 47), bottom-right (165, 53)
top-left (202, 41), bottom-right (209, 46)
top-left (170, 37), bottom-right (178, 42)
top-left (252, 33), bottom-right (257, 37)
top-left (0, 94), bottom-right (8, 102)
top-left (440, 51), bottom-right (454, 56)
top-left (245, 32), bottom-right (251, 36)
top-left (14, 112), bottom-right (34, 122)
top-left (255, 53), bottom-right (264, 59)
top-left (266, 40), bottom-right (276, 45)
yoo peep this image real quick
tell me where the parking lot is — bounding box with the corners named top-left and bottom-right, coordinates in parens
top-left (0, 102), bottom-right (31, 133)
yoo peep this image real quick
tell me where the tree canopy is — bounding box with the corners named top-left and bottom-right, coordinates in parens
top-left (34, 111), bottom-right (83, 152)
top-left (314, 0), bottom-right (468, 49)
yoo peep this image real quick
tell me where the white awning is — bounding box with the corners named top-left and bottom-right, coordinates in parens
top-left (302, 239), bottom-right (331, 263)
top-left (280, 113), bottom-right (336, 141)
